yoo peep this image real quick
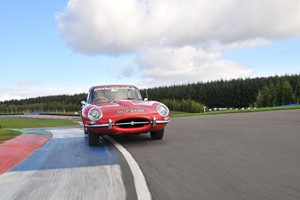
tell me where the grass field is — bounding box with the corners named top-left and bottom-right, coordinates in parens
top-left (0, 118), bottom-right (78, 142)
top-left (0, 129), bottom-right (21, 142)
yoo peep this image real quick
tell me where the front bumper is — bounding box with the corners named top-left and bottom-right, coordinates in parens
top-left (85, 117), bottom-right (170, 128)
top-left (85, 117), bottom-right (170, 135)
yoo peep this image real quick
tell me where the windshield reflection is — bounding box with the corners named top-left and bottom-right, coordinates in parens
top-left (91, 86), bottom-right (142, 104)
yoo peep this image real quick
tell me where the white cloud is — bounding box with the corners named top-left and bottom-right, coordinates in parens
top-left (115, 60), bottom-right (139, 79)
top-left (57, 0), bottom-right (300, 54)
top-left (207, 38), bottom-right (273, 52)
top-left (135, 46), bottom-right (252, 85)
top-left (0, 87), bottom-right (87, 102)
top-left (56, 0), bottom-right (300, 85)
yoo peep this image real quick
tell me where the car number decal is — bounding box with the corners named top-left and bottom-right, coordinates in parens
top-left (116, 109), bottom-right (146, 114)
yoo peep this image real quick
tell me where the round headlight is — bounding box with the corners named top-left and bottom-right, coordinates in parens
top-left (88, 108), bottom-right (102, 121)
top-left (156, 104), bottom-right (169, 117)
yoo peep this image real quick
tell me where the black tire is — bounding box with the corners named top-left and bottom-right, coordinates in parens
top-left (88, 131), bottom-right (99, 146)
top-left (84, 125), bottom-right (88, 135)
top-left (150, 129), bottom-right (164, 140)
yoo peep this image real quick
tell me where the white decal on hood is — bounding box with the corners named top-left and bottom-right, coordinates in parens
top-left (116, 109), bottom-right (146, 114)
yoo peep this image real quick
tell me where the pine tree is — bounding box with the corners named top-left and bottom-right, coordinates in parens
top-left (267, 83), bottom-right (276, 106)
top-left (294, 77), bottom-right (300, 104)
top-left (274, 81), bottom-right (283, 106)
top-left (256, 86), bottom-right (269, 107)
top-left (282, 80), bottom-right (295, 105)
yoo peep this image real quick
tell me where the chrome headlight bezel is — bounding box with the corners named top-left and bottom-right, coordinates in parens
top-left (156, 104), bottom-right (169, 117)
top-left (88, 108), bottom-right (102, 121)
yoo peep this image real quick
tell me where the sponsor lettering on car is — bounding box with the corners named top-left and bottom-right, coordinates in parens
top-left (116, 109), bottom-right (146, 114)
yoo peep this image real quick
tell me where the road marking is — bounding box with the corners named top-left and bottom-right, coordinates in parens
top-left (104, 136), bottom-right (152, 200)
top-left (1, 128), bottom-right (126, 200)
top-left (0, 133), bottom-right (49, 174)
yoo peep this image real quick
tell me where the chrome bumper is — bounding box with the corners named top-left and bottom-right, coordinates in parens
top-left (85, 117), bottom-right (170, 129)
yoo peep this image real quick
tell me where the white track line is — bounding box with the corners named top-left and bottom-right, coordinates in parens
top-left (104, 136), bottom-right (152, 200)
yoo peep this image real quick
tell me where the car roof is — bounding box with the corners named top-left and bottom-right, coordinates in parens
top-left (90, 84), bottom-right (138, 89)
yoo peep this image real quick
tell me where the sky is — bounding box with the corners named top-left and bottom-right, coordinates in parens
top-left (1, 0), bottom-right (300, 101)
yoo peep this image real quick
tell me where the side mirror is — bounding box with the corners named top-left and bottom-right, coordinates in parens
top-left (144, 98), bottom-right (148, 101)
top-left (81, 101), bottom-right (86, 106)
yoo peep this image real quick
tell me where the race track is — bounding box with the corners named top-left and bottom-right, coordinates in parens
top-left (1, 110), bottom-right (300, 200)
top-left (0, 127), bottom-right (137, 200)
top-left (114, 109), bottom-right (300, 200)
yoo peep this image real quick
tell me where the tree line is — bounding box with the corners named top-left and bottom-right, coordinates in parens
top-left (161, 99), bottom-right (204, 113)
top-left (256, 79), bottom-right (300, 107)
top-left (140, 74), bottom-right (300, 109)
top-left (0, 94), bottom-right (87, 114)
top-left (0, 74), bottom-right (299, 114)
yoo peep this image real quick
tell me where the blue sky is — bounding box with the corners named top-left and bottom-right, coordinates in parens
top-left (224, 39), bottom-right (300, 75)
top-left (1, 0), bottom-right (300, 101)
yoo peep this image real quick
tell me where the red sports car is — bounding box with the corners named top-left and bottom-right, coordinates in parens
top-left (81, 85), bottom-right (170, 146)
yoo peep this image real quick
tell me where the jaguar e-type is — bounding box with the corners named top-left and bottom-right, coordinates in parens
top-left (81, 85), bottom-right (170, 146)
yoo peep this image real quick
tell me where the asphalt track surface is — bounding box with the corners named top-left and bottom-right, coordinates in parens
top-left (0, 110), bottom-right (300, 200)
top-left (113, 109), bottom-right (300, 200)
top-left (0, 128), bottom-right (137, 200)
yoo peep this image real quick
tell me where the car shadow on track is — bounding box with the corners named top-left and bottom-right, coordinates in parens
top-left (110, 133), bottom-right (167, 147)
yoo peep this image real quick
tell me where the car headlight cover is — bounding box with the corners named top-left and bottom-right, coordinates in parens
top-left (88, 108), bottom-right (102, 121)
top-left (157, 104), bottom-right (169, 117)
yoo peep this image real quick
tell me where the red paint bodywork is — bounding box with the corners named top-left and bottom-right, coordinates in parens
top-left (81, 85), bottom-right (170, 135)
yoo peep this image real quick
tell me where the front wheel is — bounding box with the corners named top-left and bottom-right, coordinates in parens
top-left (150, 129), bottom-right (164, 140)
top-left (84, 125), bottom-right (88, 134)
top-left (88, 131), bottom-right (99, 146)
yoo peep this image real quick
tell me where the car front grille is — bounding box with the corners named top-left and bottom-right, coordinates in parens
top-left (115, 118), bottom-right (150, 128)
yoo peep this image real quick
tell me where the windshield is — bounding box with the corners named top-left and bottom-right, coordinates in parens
top-left (91, 86), bottom-right (142, 104)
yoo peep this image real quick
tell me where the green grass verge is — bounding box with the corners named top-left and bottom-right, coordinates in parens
top-left (0, 118), bottom-right (78, 128)
top-left (0, 129), bottom-right (21, 142)
top-left (0, 118), bottom-right (78, 142)
top-left (170, 105), bottom-right (300, 118)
